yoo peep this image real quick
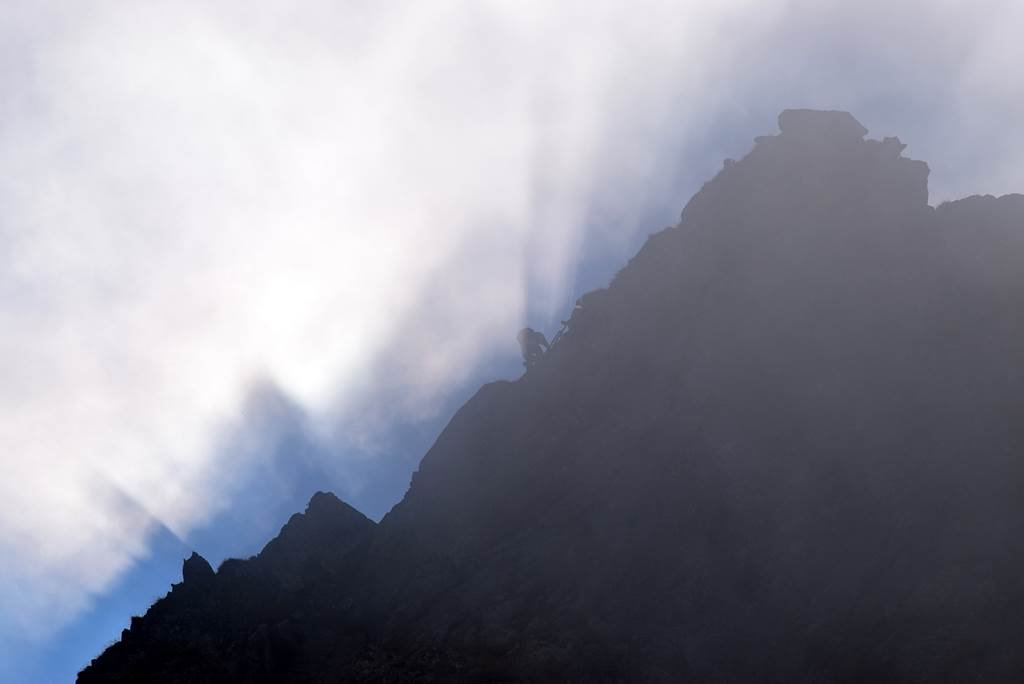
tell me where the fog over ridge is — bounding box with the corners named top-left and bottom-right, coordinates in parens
top-left (1, 0), bottom-right (1023, 662)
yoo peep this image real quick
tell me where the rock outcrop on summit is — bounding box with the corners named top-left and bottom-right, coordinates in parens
top-left (80, 111), bottom-right (1024, 682)
top-left (180, 552), bottom-right (214, 586)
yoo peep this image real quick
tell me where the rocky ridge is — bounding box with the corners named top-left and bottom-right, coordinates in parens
top-left (81, 110), bottom-right (1024, 682)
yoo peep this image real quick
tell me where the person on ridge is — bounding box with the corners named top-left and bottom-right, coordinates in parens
top-left (517, 327), bottom-right (549, 369)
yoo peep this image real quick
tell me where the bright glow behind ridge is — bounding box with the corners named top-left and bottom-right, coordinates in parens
top-left (2, 0), bottom-right (1023, 651)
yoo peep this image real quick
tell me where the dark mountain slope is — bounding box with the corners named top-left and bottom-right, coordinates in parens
top-left (80, 493), bottom-right (375, 682)
top-left (81, 110), bottom-right (1024, 682)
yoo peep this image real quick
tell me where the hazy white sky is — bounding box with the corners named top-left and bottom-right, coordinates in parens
top-left (1, 0), bottom-right (1022, 656)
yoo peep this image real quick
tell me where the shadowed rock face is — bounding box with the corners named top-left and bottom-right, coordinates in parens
top-left (80, 110), bottom-right (1024, 683)
top-left (80, 493), bottom-right (376, 683)
top-left (181, 552), bottom-right (214, 586)
top-left (778, 108), bottom-right (868, 141)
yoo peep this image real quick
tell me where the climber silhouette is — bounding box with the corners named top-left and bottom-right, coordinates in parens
top-left (517, 327), bottom-right (549, 369)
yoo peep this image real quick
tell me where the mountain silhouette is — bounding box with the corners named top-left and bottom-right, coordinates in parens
top-left (79, 110), bottom-right (1024, 682)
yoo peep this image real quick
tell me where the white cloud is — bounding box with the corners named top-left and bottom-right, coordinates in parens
top-left (1, 0), bottom-right (1022, 650)
top-left (0, 0), bottom-right (746, 644)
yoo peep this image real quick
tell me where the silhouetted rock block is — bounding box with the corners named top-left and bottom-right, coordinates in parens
top-left (777, 108), bottom-right (868, 141)
top-left (181, 551), bottom-right (214, 585)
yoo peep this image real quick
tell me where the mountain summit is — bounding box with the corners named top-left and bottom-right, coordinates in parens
top-left (80, 111), bottom-right (1024, 682)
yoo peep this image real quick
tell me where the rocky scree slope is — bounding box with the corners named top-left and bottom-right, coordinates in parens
top-left (80, 110), bottom-right (1024, 683)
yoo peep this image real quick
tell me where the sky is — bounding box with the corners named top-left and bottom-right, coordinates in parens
top-left (1, 1), bottom-right (1023, 681)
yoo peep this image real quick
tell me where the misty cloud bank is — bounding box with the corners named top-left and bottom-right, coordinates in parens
top-left (1, 0), bottom-right (1022, 654)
